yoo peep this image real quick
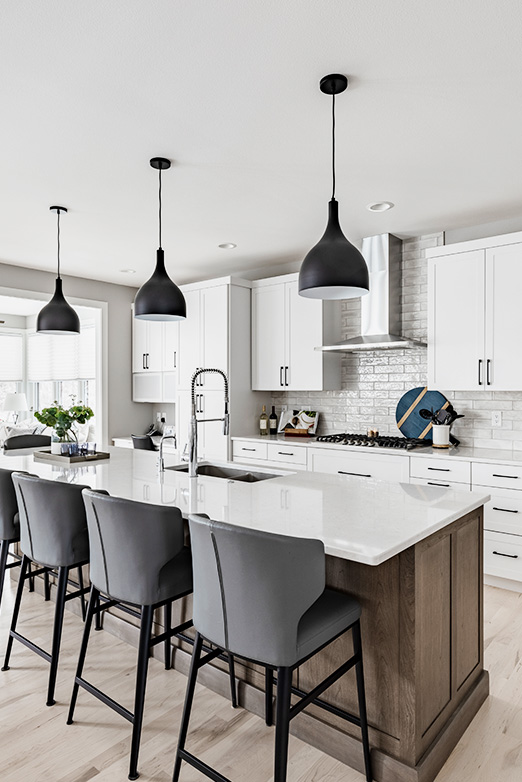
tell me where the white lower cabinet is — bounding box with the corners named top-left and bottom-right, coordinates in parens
top-left (310, 448), bottom-right (409, 482)
top-left (410, 456), bottom-right (471, 484)
top-left (473, 459), bottom-right (522, 589)
top-left (409, 477), bottom-right (471, 490)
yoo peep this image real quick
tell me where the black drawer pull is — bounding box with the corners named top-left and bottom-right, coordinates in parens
top-left (493, 550), bottom-right (519, 559)
top-left (338, 470), bottom-right (371, 478)
top-left (493, 474), bottom-right (519, 479)
top-left (492, 507), bottom-right (519, 514)
top-left (428, 481), bottom-right (449, 487)
top-left (427, 467), bottom-right (450, 472)
top-left (278, 451), bottom-right (294, 456)
top-left (241, 447), bottom-right (256, 452)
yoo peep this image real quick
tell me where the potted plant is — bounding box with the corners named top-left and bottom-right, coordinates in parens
top-left (34, 400), bottom-right (94, 454)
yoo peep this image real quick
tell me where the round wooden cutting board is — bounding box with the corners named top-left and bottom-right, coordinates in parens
top-left (395, 386), bottom-right (449, 441)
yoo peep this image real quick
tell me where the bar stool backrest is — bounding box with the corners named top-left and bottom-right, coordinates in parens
top-left (0, 468), bottom-right (19, 541)
top-left (12, 473), bottom-right (90, 568)
top-left (82, 489), bottom-right (185, 605)
top-left (188, 514), bottom-right (326, 667)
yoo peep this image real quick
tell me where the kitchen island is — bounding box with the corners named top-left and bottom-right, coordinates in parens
top-left (1, 447), bottom-right (490, 782)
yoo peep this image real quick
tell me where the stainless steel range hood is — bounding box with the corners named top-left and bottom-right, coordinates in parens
top-left (319, 233), bottom-right (426, 352)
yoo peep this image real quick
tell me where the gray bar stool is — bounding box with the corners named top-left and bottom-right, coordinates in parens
top-left (2, 472), bottom-right (91, 707)
top-left (67, 490), bottom-right (198, 780)
top-left (173, 515), bottom-right (373, 782)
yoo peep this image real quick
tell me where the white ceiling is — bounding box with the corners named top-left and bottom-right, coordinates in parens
top-left (0, 293), bottom-right (96, 319)
top-left (1, 1), bottom-right (522, 287)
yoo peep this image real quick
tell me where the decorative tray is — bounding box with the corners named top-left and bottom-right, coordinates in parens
top-left (33, 450), bottom-right (110, 465)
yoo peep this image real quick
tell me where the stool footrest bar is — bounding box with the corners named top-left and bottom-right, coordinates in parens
top-left (288, 653), bottom-right (360, 721)
top-left (8, 631), bottom-right (52, 663)
top-left (73, 676), bottom-right (134, 723)
top-left (150, 619), bottom-right (193, 647)
top-left (178, 750), bottom-right (232, 782)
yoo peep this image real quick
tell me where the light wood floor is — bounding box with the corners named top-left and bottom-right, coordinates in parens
top-left (1, 579), bottom-right (522, 782)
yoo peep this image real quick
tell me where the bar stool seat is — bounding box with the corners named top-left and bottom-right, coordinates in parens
top-left (296, 589), bottom-right (361, 663)
top-left (172, 515), bottom-right (373, 782)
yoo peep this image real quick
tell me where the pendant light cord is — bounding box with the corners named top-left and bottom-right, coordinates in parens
top-left (158, 166), bottom-right (163, 249)
top-left (56, 208), bottom-right (61, 279)
top-left (331, 92), bottom-right (336, 200)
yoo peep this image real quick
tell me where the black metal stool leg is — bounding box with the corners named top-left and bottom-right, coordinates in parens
top-left (173, 632), bottom-right (204, 782)
top-left (94, 593), bottom-right (102, 631)
top-left (46, 566), bottom-right (69, 706)
top-left (2, 555), bottom-right (29, 670)
top-left (0, 539), bottom-right (9, 611)
top-left (164, 602), bottom-right (171, 670)
top-left (77, 566), bottom-right (86, 620)
top-left (67, 586), bottom-right (99, 725)
top-left (128, 604), bottom-right (154, 781)
top-left (44, 568), bottom-right (51, 600)
top-left (274, 667), bottom-right (292, 782)
top-left (228, 653), bottom-right (237, 708)
top-left (353, 620), bottom-right (372, 782)
top-left (265, 667), bottom-right (274, 726)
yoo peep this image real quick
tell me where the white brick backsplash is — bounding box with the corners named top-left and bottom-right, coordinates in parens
top-left (271, 234), bottom-right (522, 445)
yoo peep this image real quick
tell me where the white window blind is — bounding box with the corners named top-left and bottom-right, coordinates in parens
top-left (27, 324), bottom-right (96, 381)
top-left (0, 332), bottom-right (23, 381)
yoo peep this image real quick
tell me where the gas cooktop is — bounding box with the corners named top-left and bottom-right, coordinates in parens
top-left (315, 433), bottom-right (430, 450)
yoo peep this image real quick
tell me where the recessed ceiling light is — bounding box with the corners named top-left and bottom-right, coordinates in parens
top-left (120, 268), bottom-right (136, 274)
top-left (366, 201), bottom-right (394, 212)
top-left (218, 243), bottom-right (237, 249)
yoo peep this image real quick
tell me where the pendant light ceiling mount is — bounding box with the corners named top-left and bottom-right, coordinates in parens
top-left (134, 156), bottom-right (186, 321)
top-left (298, 73), bottom-right (369, 301)
top-left (36, 204), bottom-right (80, 335)
top-left (319, 73), bottom-right (348, 95)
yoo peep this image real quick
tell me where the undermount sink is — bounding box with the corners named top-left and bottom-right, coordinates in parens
top-left (166, 462), bottom-right (279, 482)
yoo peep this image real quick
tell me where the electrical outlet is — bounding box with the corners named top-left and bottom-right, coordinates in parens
top-left (281, 404), bottom-right (288, 412)
top-left (492, 411), bottom-right (502, 428)
top-left (156, 412), bottom-right (161, 422)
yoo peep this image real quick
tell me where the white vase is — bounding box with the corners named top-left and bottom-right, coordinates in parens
top-left (50, 440), bottom-right (63, 455)
top-left (432, 425), bottom-right (450, 449)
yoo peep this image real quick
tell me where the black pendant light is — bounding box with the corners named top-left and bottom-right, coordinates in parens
top-left (37, 206), bottom-right (80, 334)
top-left (298, 74), bottom-right (369, 300)
top-left (134, 157), bottom-right (186, 321)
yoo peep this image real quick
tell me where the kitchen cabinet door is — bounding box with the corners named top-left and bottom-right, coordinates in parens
top-left (132, 317), bottom-right (163, 372)
top-left (485, 243), bottom-right (522, 390)
top-left (310, 448), bottom-right (409, 482)
top-left (132, 317), bottom-right (149, 372)
top-left (163, 321), bottom-right (179, 373)
top-left (285, 279), bottom-right (323, 390)
top-left (201, 285), bottom-right (229, 389)
top-left (177, 289), bottom-right (202, 389)
top-left (132, 372), bottom-right (163, 402)
top-left (199, 391), bottom-right (229, 462)
top-left (428, 250), bottom-right (485, 391)
top-left (252, 284), bottom-right (286, 390)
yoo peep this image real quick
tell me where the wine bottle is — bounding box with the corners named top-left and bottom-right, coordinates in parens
top-left (259, 405), bottom-right (269, 436)
top-left (269, 405), bottom-right (278, 435)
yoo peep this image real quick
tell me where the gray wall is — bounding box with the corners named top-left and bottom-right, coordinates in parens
top-left (272, 234), bottom-right (522, 451)
top-left (0, 262), bottom-right (152, 442)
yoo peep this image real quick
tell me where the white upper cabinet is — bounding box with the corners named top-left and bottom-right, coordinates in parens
top-left (163, 321), bottom-right (179, 374)
top-left (132, 317), bottom-right (164, 372)
top-left (177, 284), bottom-right (229, 390)
top-left (251, 272), bottom-right (341, 391)
top-left (428, 234), bottom-right (522, 391)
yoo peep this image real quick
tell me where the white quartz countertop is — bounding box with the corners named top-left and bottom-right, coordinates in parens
top-left (0, 446), bottom-right (489, 566)
top-left (232, 434), bottom-right (522, 466)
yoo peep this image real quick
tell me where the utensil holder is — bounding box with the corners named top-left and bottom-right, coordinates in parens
top-left (432, 424), bottom-right (451, 449)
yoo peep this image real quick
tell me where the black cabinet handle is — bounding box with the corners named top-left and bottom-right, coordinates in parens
top-left (338, 470), bottom-right (372, 478)
top-left (142, 353), bottom-right (146, 370)
top-left (428, 481), bottom-right (450, 487)
top-left (285, 366), bottom-right (289, 386)
top-left (280, 366), bottom-right (284, 387)
top-left (428, 467), bottom-right (450, 472)
top-left (486, 358), bottom-right (491, 385)
top-left (493, 474), bottom-right (519, 480)
top-left (478, 359), bottom-right (483, 385)
top-left (493, 550), bottom-right (518, 559)
top-left (173, 351), bottom-right (177, 368)
top-left (278, 451), bottom-right (294, 456)
top-left (492, 507), bottom-right (519, 514)
top-left (146, 353), bottom-right (150, 369)
top-left (241, 447), bottom-right (256, 452)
